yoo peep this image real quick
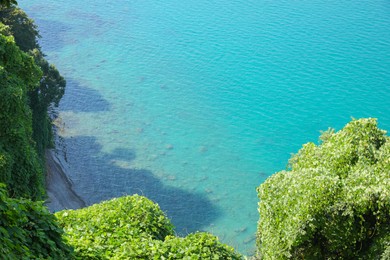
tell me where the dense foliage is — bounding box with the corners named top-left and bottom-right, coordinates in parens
top-left (0, 33), bottom-right (45, 199)
top-left (56, 195), bottom-right (242, 259)
top-left (0, 5), bottom-right (66, 158)
top-left (257, 118), bottom-right (390, 259)
top-left (0, 184), bottom-right (73, 258)
top-left (0, 5), bottom-right (38, 52)
top-left (0, 0), bottom-right (17, 8)
top-left (29, 48), bottom-right (66, 156)
top-left (0, 5), bottom-right (66, 199)
top-left (116, 232), bottom-right (242, 260)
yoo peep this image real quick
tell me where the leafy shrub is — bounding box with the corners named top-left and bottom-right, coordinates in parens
top-left (116, 232), bottom-right (242, 259)
top-left (56, 195), bottom-right (174, 259)
top-left (56, 195), bottom-right (242, 259)
top-left (0, 183), bottom-right (73, 259)
top-left (162, 232), bottom-right (241, 259)
top-left (257, 118), bottom-right (390, 259)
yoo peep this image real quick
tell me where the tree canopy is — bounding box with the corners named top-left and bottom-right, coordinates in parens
top-left (0, 6), bottom-right (38, 52)
top-left (0, 34), bottom-right (45, 199)
top-left (257, 118), bottom-right (390, 259)
top-left (0, 0), bottom-right (17, 8)
top-left (0, 5), bottom-right (66, 158)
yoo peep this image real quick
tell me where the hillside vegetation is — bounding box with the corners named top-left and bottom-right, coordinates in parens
top-left (0, 4), bottom-right (65, 200)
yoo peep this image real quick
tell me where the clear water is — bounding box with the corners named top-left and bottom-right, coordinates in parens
top-left (21, 0), bottom-right (390, 254)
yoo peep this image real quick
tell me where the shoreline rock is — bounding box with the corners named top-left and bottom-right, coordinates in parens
top-left (45, 149), bottom-right (86, 212)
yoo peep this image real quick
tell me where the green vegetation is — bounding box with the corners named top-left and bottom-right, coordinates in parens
top-left (56, 195), bottom-right (242, 259)
top-left (0, 0), bottom-right (17, 8)
top-left (0, 184), bottom-right (73, 259)
top-left (0, 5), bottom-right (39, 52)
top-left (0, 5), bottom-right (66, 199)
top-left (0, 5), bottom-right (66, 158)
top-left (29, 48), bottom-right (66, 157)
top-left (0, 33), bottom-right (44, 199)
top-left (257, 118), bottom-right (390, 259)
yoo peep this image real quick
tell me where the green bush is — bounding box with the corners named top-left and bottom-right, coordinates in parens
top-left (116, 232), bottom-right (241, 260)
top-left (257, 118), bottom-right (390, 259)
top-left (160, 232), bottom-right (241, 259)
top-left (56, 195), bottom-right (174, 259)
top-left (0, 183), bottom-right (73, 259)
top-left (56, 195), bottom-right (242, 259)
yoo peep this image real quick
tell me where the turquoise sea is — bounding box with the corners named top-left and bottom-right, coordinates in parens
top-left (21, 0), bottom-right (390, 254)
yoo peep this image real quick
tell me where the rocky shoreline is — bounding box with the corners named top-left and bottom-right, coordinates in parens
top-left (45, 149), bottom-right (86, 212)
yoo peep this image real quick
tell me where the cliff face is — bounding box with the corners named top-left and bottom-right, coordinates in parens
top-left (45, 149), bottom-right (86, 211)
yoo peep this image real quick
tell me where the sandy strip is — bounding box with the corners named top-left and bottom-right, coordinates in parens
top-left (45, 149), bottom-right (86, 212)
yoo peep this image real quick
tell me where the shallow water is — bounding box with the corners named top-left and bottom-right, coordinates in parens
top-left (21, 0), bottom-right (390, 254)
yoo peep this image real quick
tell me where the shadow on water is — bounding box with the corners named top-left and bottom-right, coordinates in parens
top-left (31, 10), bottom-right (111, 52)
top-left (57, 134), bottom-right (221, 235)
top-left (34, 18), bottom-right (71, 52)
top-left (60, 79), bottom-right (111, 112)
